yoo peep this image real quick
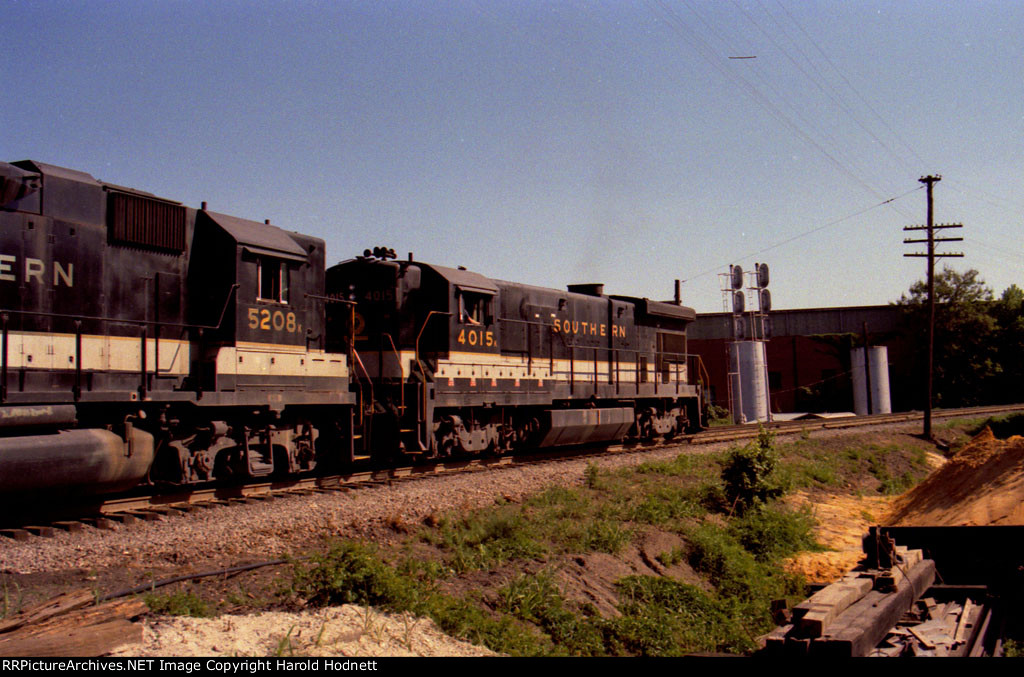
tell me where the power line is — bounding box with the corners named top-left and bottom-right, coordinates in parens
top-left (682, 185), bottom-right (923, 284)
top-left (649, 0), bottom-right (895, 203)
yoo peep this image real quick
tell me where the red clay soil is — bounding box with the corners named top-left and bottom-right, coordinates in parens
top-left (886, 427), bottom-right (1024, 526)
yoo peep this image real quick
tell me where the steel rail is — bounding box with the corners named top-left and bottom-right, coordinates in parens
top-left (6, 403), bottom-right (1024, 536)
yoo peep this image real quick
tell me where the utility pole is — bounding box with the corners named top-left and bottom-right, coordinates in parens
top-left (903, 175), bottom-right (963, 439)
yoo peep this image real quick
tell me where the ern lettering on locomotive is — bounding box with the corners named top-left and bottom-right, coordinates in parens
top-left (0, 160), bottom-right (704, 500)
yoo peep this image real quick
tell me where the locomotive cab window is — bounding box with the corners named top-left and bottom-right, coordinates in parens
top-left (258, 257), bottom-right (289, 304)
top-left (459, 291), bottom-right (491, 326)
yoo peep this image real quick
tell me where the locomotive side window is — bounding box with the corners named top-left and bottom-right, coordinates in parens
top-left (258, 257), bottom-right (289, 303)
top-left (459, 291), bottom-right (491, 325)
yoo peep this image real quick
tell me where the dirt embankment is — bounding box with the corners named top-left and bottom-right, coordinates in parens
top-left (788, 427), bottom-right (1024, 584)
top-left (886, 427), bottom-right (1024, 526)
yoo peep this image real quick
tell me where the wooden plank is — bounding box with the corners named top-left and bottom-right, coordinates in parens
top-left (907, 625), bottom-right (936, 650)
top-left (0, 618), bottom-right (142, 657)
top-left (0, 589), bottom-right (94, 635)
top-left (23, 526), bottom-right (56, 538)
top-left (810, 559), bottom-right (936, 657)
top-left (0, 598), bottom-right (146, 657)
top-left (794, 576), bottom-right (873, 637)
top-left (954, 599), bottom-right (974, 643)
top-left (0, 529), bottom-right (31, 541)
top-left (52, 521), bottom-right (85, 533)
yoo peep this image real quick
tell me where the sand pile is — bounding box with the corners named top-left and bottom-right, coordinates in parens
top-left (886, 427), bottom-right (1024, 526)
top-left (785, 491), bottom-right (897, 583)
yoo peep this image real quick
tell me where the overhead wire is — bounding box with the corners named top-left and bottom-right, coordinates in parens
top-left (771, 0), bottom-right (930, 170)
top-left (649, 0), bottom-right (916, 217)
top-left (682, 185), bottom-right (923, 284)
top-left (737, 1), bottom-right (915, 174)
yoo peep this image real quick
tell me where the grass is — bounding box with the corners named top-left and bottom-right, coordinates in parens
top-left (280, 429), bottom-right (842, 657)
top-left (778, 439), bottom-right (931, 495)
top-left (969, 412), bottom-right (1024, 439)
top-left (143, 590), bottom-right (213, 617)
top-left (164, 424), bottom-right (963, 657)
top-left (290, 540), bottom-right (547, 655)
top-left (426, 507), bottom-right (546, 573)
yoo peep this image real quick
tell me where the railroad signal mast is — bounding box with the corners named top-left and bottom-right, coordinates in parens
top-left (720, 263), bottom-right (772, 424)
top-left (903, 175), bottom-right (963, 439)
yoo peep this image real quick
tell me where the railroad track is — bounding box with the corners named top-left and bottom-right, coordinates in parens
top-left (4, 403), bottom-right (1023, 541)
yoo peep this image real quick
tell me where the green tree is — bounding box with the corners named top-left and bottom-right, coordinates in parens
top-left (897, 267), bottom-right (998, 407)
top-left (991, 284), bottom-right (1024, 404)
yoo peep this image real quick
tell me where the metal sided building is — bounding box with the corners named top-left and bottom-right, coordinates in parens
top-left (689, 305), bottom-right (913, 415)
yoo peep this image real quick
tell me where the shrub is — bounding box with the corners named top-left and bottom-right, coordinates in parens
top-left (727, 504), bottom-right (820, 562)
top-left (291, 541), bottom-right (420, 609)
top-left (721, 426), bottom-right (783, 513)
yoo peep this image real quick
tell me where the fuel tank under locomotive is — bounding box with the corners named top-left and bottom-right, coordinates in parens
top-left (0, 404), bottom-right (154, 495)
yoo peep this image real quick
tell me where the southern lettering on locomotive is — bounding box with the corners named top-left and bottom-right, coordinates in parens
top-left (326, 249), bottom-right (704, 459)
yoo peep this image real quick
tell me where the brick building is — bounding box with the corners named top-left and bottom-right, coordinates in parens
top-left (689, 305), bottom-right (915, 416)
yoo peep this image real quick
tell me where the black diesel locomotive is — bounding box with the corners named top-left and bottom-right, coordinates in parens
top-left (0, 160), bottom-right (353, 495)
top-left (326, 250), bottom-right (705, 459)
top-left (0, 160), bottom-right (704, 497)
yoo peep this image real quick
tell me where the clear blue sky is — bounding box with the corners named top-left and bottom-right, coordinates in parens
top-left (3, 0), bottom-right (1021, 312)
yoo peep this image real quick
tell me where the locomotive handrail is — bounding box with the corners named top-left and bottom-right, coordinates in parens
top-left (0, 284), bottom-right (240, 332)
top-left (0, 285), bottom-right (240, 402)
top-left (430, 347), bottom-right (696, 394)
top-left (414, 311), bottom-right (451, 451)
top-left (381, 332), bottom-right (404, 414)
top-left (348, 346), bottom-right (373, 427)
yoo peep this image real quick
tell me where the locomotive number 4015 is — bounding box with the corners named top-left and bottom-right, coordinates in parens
top-left (457, 328), bottom-right (495, 348)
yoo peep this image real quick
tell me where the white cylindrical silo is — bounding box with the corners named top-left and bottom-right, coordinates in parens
top-left (729, 341), bottom-right (771, 423)
top-left (851, 346), bottom-right (891, 415)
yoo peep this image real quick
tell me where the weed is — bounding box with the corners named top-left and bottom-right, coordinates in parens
top-left (685, 521), bottom-right (805, 605)
top-left (867, 450), bottom-right (919, 495)
top-left (400, 613), bottom-right (419, 650)
top-left (1, 576), bottom-right (22, 619)
top-left (584, 462), bottom-right (602, 490)
top-left (610, 575), bottom-right (757, 655)
top-left (497, 571), bottom-right (604, 656)
top-left (527, 486), bottom-right (587, 519)
top-left (361, 605), bottom-right (385, 644)
top-left (706, 404), bottom-right (732, 426)
top-left (727, 504), bottom-right (820, 562)
top-left (655, 548), bottom-right (685, 567)
top-left (634, 452), bottom-right (718, 480)
top-left (273, 625), bottom-right (296, 657)
top-left (144, 590), bottom-right (213, 617)
top-left (291, 540), bottom-right (547, 656)
top-left (314, 621), bottom-right (328, 648)
top-left (435, 508), bottom-right (545, 573)
top-left (292, 541), bottom-right (422, 609)
top-left (581, 519), bottom-right (631, 554)
top-left (629, 486), bottom-right (701, 525)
